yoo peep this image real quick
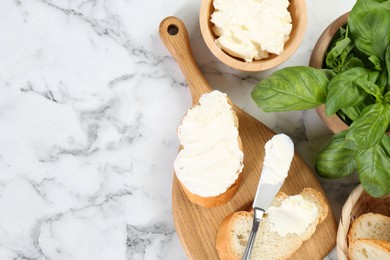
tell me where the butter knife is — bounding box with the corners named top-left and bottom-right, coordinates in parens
top-left (242, 134), bottom-right (294, 260)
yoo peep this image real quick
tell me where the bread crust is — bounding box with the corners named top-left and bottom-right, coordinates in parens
top-left (300, 188), bottom-right (329, 223)
top-left (216, 212), bottom-right (241, 260)
top-left (179, 169), bottom-right (243, 208)
top-left (348, 213), bottom-right (390, 245)
top-left (271, 189), bottom-right (328, 260)
top-left (176, 94), bottom-right (244, 207)
top-left (348, 239), bottom-right (390, 259)
top-left (215, 189), bottom-right (328, 260)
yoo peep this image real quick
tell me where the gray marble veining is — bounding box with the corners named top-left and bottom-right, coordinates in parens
top-left (0, 0), bottom-right (358, 259)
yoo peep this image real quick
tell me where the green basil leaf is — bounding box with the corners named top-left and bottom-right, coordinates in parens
top-left (356, 135), bottom-right (390, 198)
top-left (337, 110), bottom-right (347, 122)
top-left (326, 36), bottom-right (353, 72)
top-left (355, 71), bottom-right (382, 100)
top-left (382, 135), bottom-right (390, 157)
top-left (385, 92), bottom-right (390, 103)
top-left (363, 93), bottom-right (377, 106)
top-left (349, 0), bottom-right (390, 62)
top-left (326, 26), bottom-right (347, 53)
top-left (345, 103), bottom-right (390, 149)
top-left (348, 0), bottom-right (390, 61)
top-left (315, 131), bottom-right (357, 179)
top-left (377, 70), bottom-right (388, 94)
top-left (344, 56), bottom-right (365, 70)
top-left (386, 44), bottom-right (390, 87)
top-left (368, 55), bottom-right (382, 71)
top-left (340, 103), bottom-right (366, 121)
top-left (339, 26), bottom-right (346, 37)
top-left (325, 67), bottom-right (370, 115)
top-left (321, 69), bottom-right (337, 80)
top-left (251, 67), bottom-right (331, 112)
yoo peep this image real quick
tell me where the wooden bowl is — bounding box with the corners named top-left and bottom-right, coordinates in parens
top-left (199, 0), bottom-right (307, 72)
top-left (309, 13), bottom-right (349, 134)
top-left (336, 184), bottom-right (390, 260)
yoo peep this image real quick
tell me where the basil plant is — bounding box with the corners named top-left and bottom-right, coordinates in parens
top-left (251, 0), bottom-right (390, 198)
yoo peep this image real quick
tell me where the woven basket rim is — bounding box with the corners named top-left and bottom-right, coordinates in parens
top-left (336, 184), bottom-right (364, 260)
top-left (336, 184), bottom-right (390, 260)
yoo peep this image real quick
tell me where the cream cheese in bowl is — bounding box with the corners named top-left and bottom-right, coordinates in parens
top-left (211, 0), bottom-right (292, 62)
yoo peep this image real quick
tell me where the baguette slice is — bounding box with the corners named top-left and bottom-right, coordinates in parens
top-left (174, 90), bottom-right (244, 208)
top-left (348, 239), bottom-right (390, 260)
top-left (348, 213), bottom-right (390, 245)
top-left (216, 188), bottom-right (328, 260)
top-left (179, 168), bottom-right (243, 208)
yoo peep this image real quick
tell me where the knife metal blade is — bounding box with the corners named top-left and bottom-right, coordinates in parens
top-left (253, 171), bottom-right (286, 211)
top-left (242, 134), bottom-right (294, 260)
top-left (242, 178), bottom-right (285, 260)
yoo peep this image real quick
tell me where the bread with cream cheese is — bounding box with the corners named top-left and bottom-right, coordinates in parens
top-left (216, 188), bottom-right (328, 260)
top-left (174, 90), bottom-right (244, 208)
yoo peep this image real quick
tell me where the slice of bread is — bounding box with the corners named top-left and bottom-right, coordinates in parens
top-left (174, 90), bottom-right (244, 207)
top-left (348, 213), bottom-right (390, 245)
top-left (179, 169), bottom-right (243, 208)
top-left (216, 188), bottom-right (328, 260)
top-left (348, 239), bottom-right (390, 260)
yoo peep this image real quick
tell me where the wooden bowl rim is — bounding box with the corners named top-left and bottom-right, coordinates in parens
top-left (309, 13), bottom-right (349, 134)
top-left (199, 0), bottom-right (307, 72)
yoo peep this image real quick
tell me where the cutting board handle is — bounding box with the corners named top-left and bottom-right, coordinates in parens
top-left (159, 16), bottom-right (212, 104)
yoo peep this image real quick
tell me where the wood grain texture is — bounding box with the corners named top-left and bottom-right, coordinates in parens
top-left (160, 16), bottom-right (337, 260)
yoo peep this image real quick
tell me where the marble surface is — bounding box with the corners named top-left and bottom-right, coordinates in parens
top-left (0, 0), bottom-right (360, 259)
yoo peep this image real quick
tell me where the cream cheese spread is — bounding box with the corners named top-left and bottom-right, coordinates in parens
top-left (266, 195), bottom-right (319, 237)
top-left (174, 90), bottom-right (244, 197)
top-left (261, 133), bottom-right (294, 185)
top-left (211, 0), bottom-right (292, 62)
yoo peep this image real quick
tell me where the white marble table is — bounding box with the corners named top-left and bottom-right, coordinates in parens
top-left (0, 0), bottom-right (360, 259)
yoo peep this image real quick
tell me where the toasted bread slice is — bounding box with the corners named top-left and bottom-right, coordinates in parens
top-left (174, 90), bottom-right (244, 207)
top-left (348, 213), bottom-right (390, 245)
top-left (216, 188), bottom-right (328, 260)
top-left (348, 239), bottom-right (390, 260)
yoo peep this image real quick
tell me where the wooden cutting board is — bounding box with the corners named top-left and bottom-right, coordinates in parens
top-left (159, 16), bottom-right (337, 260)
